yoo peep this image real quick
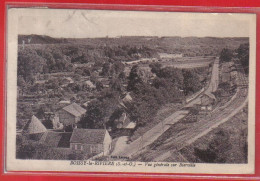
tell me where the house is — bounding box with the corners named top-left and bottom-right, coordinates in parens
top-left (114, 112), bottom-right (127, 129)
top-left (58, 103), bottom-right (86, 128)
top-left (97, 77), bottom-right (110, 88)
top-left (119, 92), bottom-right (133, 110)
top-left (23, 115), bottom-right (47, 140)
top-left (70, 129), bottom-right (112, 156)
top-left (125, 121), bottom-right (136, 129)
top-left (85, 80), bottom-right (96, 89)
top-left (122, 92), bottom-right (132, 103)
top-left (200, 93), bottom-right (216, 111)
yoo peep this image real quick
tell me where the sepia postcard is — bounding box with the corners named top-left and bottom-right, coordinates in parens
top-left (5, 7), bottom-right (256, 174)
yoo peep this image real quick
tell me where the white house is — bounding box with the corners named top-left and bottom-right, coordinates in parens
top-left (70, 129), bottom-right (112, 156)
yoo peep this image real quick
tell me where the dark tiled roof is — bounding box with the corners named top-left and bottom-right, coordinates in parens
top-left (62, 103), bottom-right (86, 117)
top-left (70, 129), bottom-right (107, 144)
top-left (40, 131), bottom-right (72, 148)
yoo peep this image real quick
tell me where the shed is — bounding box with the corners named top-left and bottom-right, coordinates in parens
top-left (200, 93), bottom-right (216, 111)
top-left (70, 129), bottom-right (112, 156)
top-left (58, 103), bottom-right (86, 127)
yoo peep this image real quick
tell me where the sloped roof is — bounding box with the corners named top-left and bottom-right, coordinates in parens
top-left (125, 122), bottom-right (137, 129)
top-left (70, 129), bottom-right (107, 144)
top-left (40, 131), bottom-right (72, 148)
top-left (62, 103), bottom-right (86, 117)
top-left (202, 92), bottom-right (216, 101)
top-left (23, 115), bottom-right (47, 134)
top-left (85, 80), bottom-right (96, 88)
top-left (123, 92), bottom-right (133, 103)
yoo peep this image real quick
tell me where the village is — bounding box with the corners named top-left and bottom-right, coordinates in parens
top-left (18, 58), bottom-right (238, 160)
top-left (16, 35), bottom-right (249, 162)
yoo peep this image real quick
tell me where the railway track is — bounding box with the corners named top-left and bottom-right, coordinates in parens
top-left (151, 62), bottom-right (248, 162)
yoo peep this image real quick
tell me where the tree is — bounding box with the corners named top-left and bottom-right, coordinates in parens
top-left (207, 129), bottom-right (232, 163)
top-left (118, 72), bottom-right (126, 81)
top-left (237, 43), bottom-right (249, 74)
top-left (36, 107), bottom-right (45, 119)
top-left (18, 49), bottom-right (46, 83)
top-left (96, 81), bottom-right (104, 91)
top-left (194, 129), bottom-right (232, 163)
top-left (149, 62), bottom-right (162, 75)
top-left (111, 61), bottom-right (125, 75)
top-left (83, 67), bottom-right (91, 76)
top-left (183, 69), bottom-right (202, 95)
top-left (127, 65), bottom-right (143, 92)
top-left (220, 48), bottom-right (233, 62)
top-left (156, 67), bottom-right (184, 89)
top-left (80, 90), bottom-right (119, 129)
top-left (100, 62), bottom-right (111, 76)
top-left (16, 135), bottom-right (36, 159)
top-left (110, 78), bottom-right (123, 92)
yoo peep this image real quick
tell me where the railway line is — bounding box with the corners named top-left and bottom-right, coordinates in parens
top-left (151, 62), bottom-right (248, 162)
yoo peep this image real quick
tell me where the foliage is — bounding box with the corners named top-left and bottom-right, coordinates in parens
top-left (237, 43), bottom-right (249, 74)
top-left (127, 65), bottom-right (143, 92)
top-left (220, 48), bottom-right (233, 63)
top-left (149, 62), bottom-right (162, 75)
top-left (80, 90), bottom-right (120, 129)
top-left (18, 49), bottom-right (46, 83)
top-left (182, 69), bottom-right (202, 95)
top-left (16, 135), bottom-right (67, 160)
top-left (194, 129), bottom-right (232, 163)
top-left (68, 152), bottom-right (85, 160)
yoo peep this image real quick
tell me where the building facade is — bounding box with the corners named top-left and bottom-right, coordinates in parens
top-left (58, 103), bottom-right (86, 127)
top-left (70, 129), bottom-right (112, 156)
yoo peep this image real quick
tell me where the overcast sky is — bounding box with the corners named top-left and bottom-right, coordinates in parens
top-left (15, 9), bottom-right (253, 38)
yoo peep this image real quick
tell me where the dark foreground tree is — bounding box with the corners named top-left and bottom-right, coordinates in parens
top-left (237, 43), bottom-right (249, 74)
top-left (194, 128), bottom-right (232, 163)
top-left (127, 65), bottom-right (143, 92)
top-left (220, 48), bottom-right (233, 62)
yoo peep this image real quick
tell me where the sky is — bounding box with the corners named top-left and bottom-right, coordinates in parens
top-left (14, 8), bottom-right (254, 38)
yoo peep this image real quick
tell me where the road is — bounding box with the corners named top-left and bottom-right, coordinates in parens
top-left (111, 58), bottom-right (220, 157)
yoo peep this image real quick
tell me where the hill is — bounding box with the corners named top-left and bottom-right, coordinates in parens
top-left (18, 34), bottom-right (68, 44)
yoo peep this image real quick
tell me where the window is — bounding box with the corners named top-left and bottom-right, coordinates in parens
top-left (75, 144), bottom-right (83, 150)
